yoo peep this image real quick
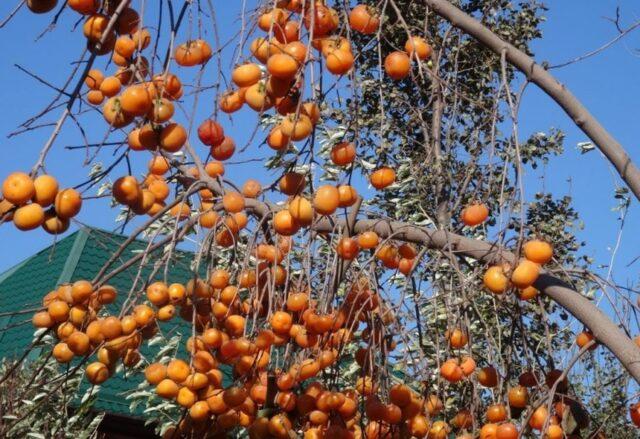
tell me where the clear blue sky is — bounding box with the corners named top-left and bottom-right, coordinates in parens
top-left (0, 0), bottom-right (639, 301)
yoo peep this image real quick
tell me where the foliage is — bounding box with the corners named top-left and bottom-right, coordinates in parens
top-left (0, 332), bottom-right (102, 438)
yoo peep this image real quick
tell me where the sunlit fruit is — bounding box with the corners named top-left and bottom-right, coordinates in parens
top-left (33, 174), bottom-right (59, 207)
top-left (510, 259), bottom-right (540, 289)
top-left (13, 203), bottom-right (45, 231)
top-left (330, 142), bottom-right (356, 166)
top-left (405, 36), bottom-right (432, 60)
top-left (280, 114), bottom-right (313, 141)
top-left (325, 49), bottom-right (354, 75)
top-left (529, 405), bottom-right (549, 430)
top-left (370, 167), bottom-right (396, 189)
top-left (523, 239), bottom-right (554, 264)
top-left (273, 210), bottom-right (300, 236)
top-left (461, 202), bottom-right (489, 226)
top-left (160, 123), bottom-right (187, 152)
top-left (313, 185), bottom-right (340, 215)
top-left (267, 54), bottom-right (299, 79)
top-left (576, 330), bottom-right (597, 350)
top-left (233, 63), bottom-right (262, 87)
top-left (384, 51), bottom-right (411, 80)
top-left (86, 361), bottom-right (110, 384)
top-left (496, 422), bottom-right (519, 439)
top-left (2, 172), bottom-right (35, 205)
top-left (349, 4), bottom-right (379, 34)
top-left (507, 385), bottom-right (528, 408)
top-left (483, 265), bottom-right (509, 294)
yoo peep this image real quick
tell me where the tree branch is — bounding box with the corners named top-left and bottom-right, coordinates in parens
top-left (424, 0), bottom-right (640, 202)
top-left (228, 195), bottom-right (640, 383)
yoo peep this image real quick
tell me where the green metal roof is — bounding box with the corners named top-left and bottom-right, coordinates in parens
top-left (0, 227), bottom-right (198, 417)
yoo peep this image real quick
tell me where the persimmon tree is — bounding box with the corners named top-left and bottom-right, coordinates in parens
top-left (1, 0), bottom-right (639, 438)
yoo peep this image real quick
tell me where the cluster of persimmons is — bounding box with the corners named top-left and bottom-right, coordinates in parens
top-left (1, 172), bottom-right (81, 233)
top-left (4, 0), bottom-right (640, 437)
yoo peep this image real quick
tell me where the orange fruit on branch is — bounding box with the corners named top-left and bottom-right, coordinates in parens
top-left (313, 185), bottom-right (340, 215)
top-left (280, 113), bottom-right (313, 141)
top-left (518, 285), bottom-right (538, 301)
top-left (370, 167), bottom-right (396, 189)
top-left (85, 69), bottom-right (104, 89)
top-left (461, 202), bottom-right (489, 226)
top-left (336, 237), bottom-right (360, 260)
top-left (242, 179), bottom-right (261, 198)
top-left (384, 51), bottom-right (411, 80)
top-left (349, 4), bottom-right (379, 34)
top-left (250, 37), bottom-right (271, 63)
top-left (147, 98), bottom-right (174, 123)
top-left (279, 172), bottom-right (305, 195)
top-left (267, 53), bottom-right (300, 80)
top-left (114, 35), bottom-right (136, 59)
top-left (198, 119), bottom-right (225, 147)
top-left (446, 328), bottom-right (468, 348)
top-left (86, 361), bottom-right (110, 384)
top-left (496, 422), bottom-right (519, 439)
top-left (288, 196), bottom-right (313, 226)
top-left (159, 123), bottom-right (187, 152)
top-left (2, 172), bottom-right (35, 206)
top-left (32, 174), bottom-right (58, 207)
top-left (193, 39), bottom-right (212, 63)
top-left (148, 156), bottom-right (171, 175)
top-left (86, 89), bottom-right (104, 105)
top-left (330, 142), bottom-right (356, 166)
top-left (523, 239), bottom-right (553, 264)
top-left (440, 358), bottom-right (463, 383)
top-left (510, 259), bottom-right (540, 289)
top-left (273, 210), bottom-right (300, 236)
top-left (103, 97), bottom-right (134, 128)
top-left (83, 14), bottom-right (109, 42)
top-left (357, 231), bottom-right (379, 249)
top-left (337, 185), bottom-right (358, 207)
top-left (175, 42), bottom-right (203, 67)
top-left (244, 82), bottom-right (274, 112)
top-left (630, 402), bottom-right (640, 427)
top-left (52, 342), bottom-right (74, 363)
top-left (483, 265), bottom-right (509, 294)
top-left (120, 84), bottom-right (154, 116)
top-left (99, 76), bottom-right (121, 97)
top-left (576, 330), bottom-right (597, 350)
top-left (113, 176), bottom-right (141, 206)
top-left (211, 136), bottom-right (236, 160)
top-left (267, 125), bottom-right (290, 150)
top-left (13, 203), bottom-right (45, 231)
top-left (508, 385), bottom-right (528, 408)
top-left (405, 36), bottom-right (432, 60)
top-left (528, 405), bottom-right (549, 430)
top-left (222, 192), bottom-right (245, 213)
top-left (283, 41), bottom-right (307, 64)
top-left (232, 63), bottom-right (262, 88)
top-left (257, 8), bottom-right (287, 32)
top-left (325, 49), bottom-right (354, 75)
top-left (478, 366), bottom-right (499, 387)
top-left (486, 403), bottom-right (507, 423)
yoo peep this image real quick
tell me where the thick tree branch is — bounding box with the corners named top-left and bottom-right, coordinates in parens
top-left (229, 194), bottom-right (640, 383)
top-left (424, 0), bottom-right (640, 202)
top-left (154, 170), bottom-right (640, 383)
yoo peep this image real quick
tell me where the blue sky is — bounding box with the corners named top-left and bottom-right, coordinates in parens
top-left (0, 0), bottom-right (639, 303)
